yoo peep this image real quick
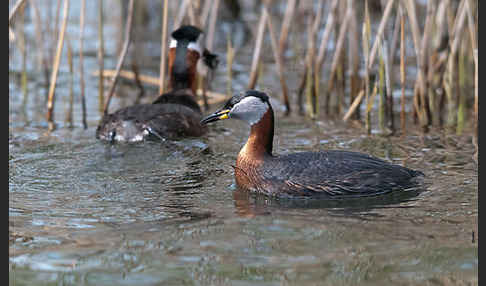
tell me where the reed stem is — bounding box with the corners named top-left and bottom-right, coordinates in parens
top-left (306, 0), bottom-right (323, 118)
top-left (315, 0), bottom-right (338, 77)
top-left (363, 0), bottom-right (371, 134)
top-left (79, 0), bottom-right (87, 128)
top-left (103, 0), bottom-right (135, 115)
top-left (378, 39), bottom-right (385, 133)
top-left (367, 0), bottom-right (394, 70)
top-left (265, 5), bottom-right (291, 115)
top-left (98, 0), bottom-right (105, 114)
top-left (18, 5), bottom-right (28, 114)
top-left (174, 0), bottom-right (189, 29)
top-left (65, 37), bottom-right (74, 128)
top-left (456, 40), bottom-right (466, 135)
top-left (159, 0), bottom-right (168, 95)
top-left (348, 0), bottom-right (360, 120)
top-left (226, 36), bottom-right (235, 97)
top-left (247, 6), bottom-right (267, 89)
top-left (278, 0), bottom-right (296, 56)
top-left (445, 0), bottom-right (467, 129)
top-left (343, 90), bottom-right (364, 122)
top-left (206, 0), bottom-right (220, 51)
top-left (465, 0), bottom-right (477, 131)
top-left (382, 38), bottom-right (394, 133)
top-left (326, 1), bottom-right (350, 109)
top-left (399, 4), bottom-right (406, 135)
top-left (46, 0), bottom-right (69, 130)
top-left (403, 0), bottom-right (428, 128)
top-left (29, 0), bottom-right (50, 89)
top-left (9, 0), bottom-right (27, 26)
top-left (200, 0), bottom-right (212, 27)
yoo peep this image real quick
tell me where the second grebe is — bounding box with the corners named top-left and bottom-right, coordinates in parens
top-left (201, 90), bottom-right (424, 199)
top-left (96, 25), bottom-right (218, 143)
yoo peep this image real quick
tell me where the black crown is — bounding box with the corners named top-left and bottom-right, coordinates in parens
top-left (171, 25), bottom-right (203, 42)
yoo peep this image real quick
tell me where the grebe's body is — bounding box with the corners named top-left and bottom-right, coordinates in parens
top-left (96, 25), bottom-right (218, 143)
top-left (201, 90), bottom-right (424, 198)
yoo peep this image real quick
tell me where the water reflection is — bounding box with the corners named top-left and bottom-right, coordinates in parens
top-left (233, 187), bottom-right (424, 219)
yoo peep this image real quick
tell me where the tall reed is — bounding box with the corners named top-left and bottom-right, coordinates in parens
top-left (363, 0), bottom-right (371, 134)
top-left (46, 0), bottom-right (69, 130)
top-left (78, 0), bottom-right (87, 128)
top-left (103, 0), bottom-right (135, 115)
top-left (264, 4), bottom-right (290, 115)
top-left (399, 4), bottom-right (406, 135)
top-left (97, 0), bottom-right (105, 114)
top-left (226, 36), bottom-right (235, 97)
top-left (247, 6), bottom-right (267, 89)
top-left (159, 0), bottom-right (169, 95)
top-left (14, 0), bottom-right (476, 138)
top-left (65, 37), bottom-right (74, 127)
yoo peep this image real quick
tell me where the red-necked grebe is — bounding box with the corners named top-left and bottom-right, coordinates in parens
top-left (96, 25), bottom-right (218, 143)
top-left (201, 90), bottom-right (424, 199)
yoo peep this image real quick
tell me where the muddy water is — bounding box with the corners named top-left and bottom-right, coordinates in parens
top-left (9, 1), bottom-right (477, 285)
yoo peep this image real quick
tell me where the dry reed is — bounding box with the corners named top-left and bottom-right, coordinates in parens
top-left (264, 4), bottom-right (290, 114)
top-left (363, 0), bottom-right (371, 134)
top-left (17, 5), bottom-right (28, 112)
top-left (382, 38), bottom-right (394, 133)
top-left (97, 0), bottom-right (105, 114)
top-left (46, 0), bottom-right (69, 130)
top-left (206, 0), bottom-right (220, 51)
top-left (278, 0), bottom-right (296, 56)
top-left (325, 1), bottom-right (350, 104)
top-left (367, 0), bottom-right (394, 70)
top-left (65, 37), bottom-right (74, 127)
top-left (403, 0), bottom-right (429, 129)
top-left (103, 0), bottom-right (135, 115)
top-left (399, 4), bottom-right (406, 134)
top-left (79, 0), bottom-right (87, 128)
top-left (247, 6), bottom-right (267, 89)
top-left (465, 0), bottom-right (477, 131)
top-left (9, 0), bottom-right (27, 25)
top-left (159, 0), bottom-right (169, 95)
top-left (304, 0), bottom-right (323, 119)
top-left (174, 0), bottom-right (189, 29)
top-left (378, 38), bottom-right (385, 133)
top-left (226, 36), bottom-right (235, 97)
top-left (11, 0), bottom-right (477, 138)
top-left (200, 0), bottom-right (212, 27)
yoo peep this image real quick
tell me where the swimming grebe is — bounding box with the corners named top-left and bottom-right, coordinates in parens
top-left (201, 90), bottom-right (424, 198)
top-left (96, 25), bottom-right (218, 143)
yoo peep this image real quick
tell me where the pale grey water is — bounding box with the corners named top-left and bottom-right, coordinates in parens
top-left (9, 1), bottom-right (477, 285)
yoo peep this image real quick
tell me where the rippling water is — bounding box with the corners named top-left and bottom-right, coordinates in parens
top-left (9, 1), bottom-right (477, 285)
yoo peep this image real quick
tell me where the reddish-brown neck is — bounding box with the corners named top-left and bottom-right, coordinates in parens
top-left (167, 48), bottom-right (200, 95)
top-left (237, 106), bottom-right (274, 162)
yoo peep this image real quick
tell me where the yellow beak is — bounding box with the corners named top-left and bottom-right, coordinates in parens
top-left (201, 109), bottom-right (230, 124)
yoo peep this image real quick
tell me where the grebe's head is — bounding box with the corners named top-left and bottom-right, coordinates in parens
top-left (167, 25), bottom-right (203, 91)
top-left (169, 26), bottom-right (219, 69)
top-left (201, 90), bottom-right (271, 126)
top-left (167, 25), bottom-right (218, 93)
top-left (170, 25), bottom-right (204, 55)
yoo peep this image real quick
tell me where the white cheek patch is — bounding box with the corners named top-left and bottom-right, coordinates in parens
top-left (169, 36), bottom-right (202, 56)
top-left (230, 96), bottom-right (269, 126)
top-left (188, 35), bottom-right (203, 55)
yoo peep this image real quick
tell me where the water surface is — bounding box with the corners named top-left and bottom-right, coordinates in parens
top-left (9, 1), bottom-right (477, 285)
